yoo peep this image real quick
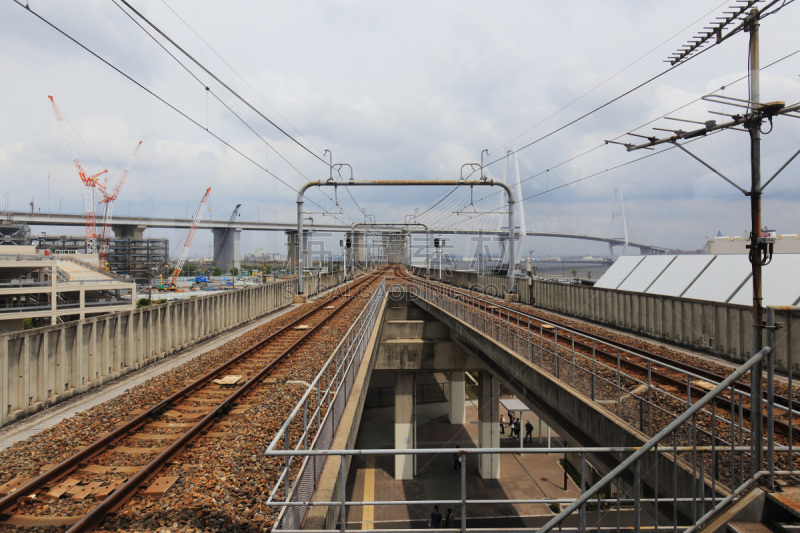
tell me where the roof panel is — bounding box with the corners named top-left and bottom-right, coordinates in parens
top-left (646, 255), bottom-right (715, 297)
top-left (593, 256), bottom-right (644, 289)
top-left (682, 255), bottom-right (751, 302)
top-left (728, 254), bottom-right (800, 307)
top-left (617, 256), bottom-right (677, 293)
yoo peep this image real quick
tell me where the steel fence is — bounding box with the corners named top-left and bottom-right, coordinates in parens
top-left (261, 278), bottom-right (798, 531)
top-left (268, 279), bottom-right (386, 530)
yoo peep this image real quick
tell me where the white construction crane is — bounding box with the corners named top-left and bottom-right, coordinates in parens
top-left (169, 187), bottom-right (211, 286)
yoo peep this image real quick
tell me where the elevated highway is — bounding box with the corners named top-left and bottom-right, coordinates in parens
top-left (5, 211), bottom-right (678, 254)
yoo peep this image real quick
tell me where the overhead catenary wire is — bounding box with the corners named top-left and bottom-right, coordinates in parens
top-left (156, 0), bottom-right (319, 161)
top-left (482, 0), bottom-right (793, 172)
top-left (12, 0), bottom-right (350, 223)
top-left (511, 46), bottom-right (800, 191)
top-left (490, 0), bottom-right (730, 156)
top-left (111, 0), bottom-right (354, 220)
top-left (114, 0), bottom-right (330, 169)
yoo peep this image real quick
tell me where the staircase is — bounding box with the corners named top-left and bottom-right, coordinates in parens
top-left (701, 487), bottom-right (800, 533)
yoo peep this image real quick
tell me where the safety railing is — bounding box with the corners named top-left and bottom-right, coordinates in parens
top-left (410, 281), bottom-right (796, 453)
top-left (403, 280), bottom-right (800, 530)
top-left (264, 443), bottom-right (789, 533)
top-left (267, 279), bottom-right (386, 530)
top-left (263, 341), bottom-right (792, 532)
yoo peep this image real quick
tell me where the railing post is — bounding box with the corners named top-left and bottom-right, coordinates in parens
top-left (340, 454), bottom-right (346, 533)
top-left (766, 307), bottom-right (776, 489)
top-left (634, 460), bottom-right (641, 532)
top-left (461, 451), bottom-right (467, 533)
top-left (285, 430), bottom-right (290, 501)
top-left (579, 453), bottom-right (586, 532)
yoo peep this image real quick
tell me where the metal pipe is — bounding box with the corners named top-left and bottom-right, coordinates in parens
top-left (538, 343), bottom-right (774, 533)
top-left (296, 179), bottom-right (516, 295)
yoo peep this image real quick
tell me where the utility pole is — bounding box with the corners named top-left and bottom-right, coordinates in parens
top-left (608, 2), bottom-right (800, 481)
top-left (745, 12), bottom-right (764, 466)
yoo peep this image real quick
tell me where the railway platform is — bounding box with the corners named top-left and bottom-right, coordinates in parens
top-left (344, 401), bottom-right (593, 529)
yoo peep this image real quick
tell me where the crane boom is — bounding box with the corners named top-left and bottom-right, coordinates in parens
top-left (48, 95), bottom-right (108, 253)
top-left (169, 188), bottom-right (211, 286)
top-left (213, 204), bottom-right (241, 267)
top-left (98, 141), bottom-right (143, 264)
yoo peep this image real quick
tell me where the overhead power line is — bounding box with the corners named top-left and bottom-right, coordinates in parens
top-left (115, 0), bottom-right (330, 169)
top-left (483, 0), bottom-right (792, 172)
top-left (12, 0), bottom-right (347, 223)
top-left (111, 0), bottom-right (354, 221)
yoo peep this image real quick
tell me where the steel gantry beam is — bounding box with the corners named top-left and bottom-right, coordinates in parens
top-left (349, 222), bottom-right (431, 275)
top-left (296, 180), bottom-right (517, 295)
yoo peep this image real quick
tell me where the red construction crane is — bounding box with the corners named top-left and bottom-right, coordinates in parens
top-left (48, 95), bottom-right (108, 254)
top-left (169, 187), bottom-right (211, 286)
top-left (98, 141), bottom-right (143, 265)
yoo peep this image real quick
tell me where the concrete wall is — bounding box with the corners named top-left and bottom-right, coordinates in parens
top-left (410, 293), bottom-right (721, 520)
top-left (412, 268), bottom-right (800, 378)
top-left (0, 271), bottom-right (344, 428)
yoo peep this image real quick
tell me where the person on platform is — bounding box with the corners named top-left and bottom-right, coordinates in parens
top-left (443, 508), bottom-right (454, 527)
top-left (525, 420), bottom-right (534, 443)
top-left (428, 505), bottom-right (442, 528)
top-left (499, 414), bottom-right (506, 434)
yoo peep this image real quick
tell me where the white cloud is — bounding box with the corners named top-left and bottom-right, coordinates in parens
top-left (0, 0), bottom-right (797, 258)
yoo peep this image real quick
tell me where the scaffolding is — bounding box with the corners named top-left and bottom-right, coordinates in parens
top-left (35, 234), bottom-right (168, 283)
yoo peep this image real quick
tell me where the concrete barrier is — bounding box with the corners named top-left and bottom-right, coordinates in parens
top-left (412, 268), bottom-right (799, 378)
top-left (0, 271), bottom-right (344, 428)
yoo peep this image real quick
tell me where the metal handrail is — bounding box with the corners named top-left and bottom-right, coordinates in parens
top-left (539, 344), bottom-right (773, 533)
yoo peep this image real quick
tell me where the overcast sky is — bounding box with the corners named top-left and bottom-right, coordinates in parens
top-left (1, 0), bottom-right (798, 259)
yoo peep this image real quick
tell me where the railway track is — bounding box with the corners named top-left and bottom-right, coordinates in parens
top-left (0, 270), bottom-right (388, 531)
top-left (396, 269), bottom-right (798, 441)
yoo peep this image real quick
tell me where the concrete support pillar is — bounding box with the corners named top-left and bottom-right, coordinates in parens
top-left (352, 231), bottom-right (366, 271)
top-left (286, 230), bottom-right (312, 275)
top-left (449, 372), bottom-right (466, 425)
top-left (394, 372), bottom-right (415, 480)
top-left (212, 227), bottom-right (241, 273)
top-left (50, 264), bottom-right (57, 325)
top-left (112, 225), bottom-right (146, 239)
top-left (478, 371), bottom-right (500, 479)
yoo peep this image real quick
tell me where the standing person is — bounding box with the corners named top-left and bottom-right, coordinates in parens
top-left (499, 414), bottom-right (506, 434)
top-left (525, 420), bottom-right (534, 443)
top-left (452, 452), bottom-right (461, 472)
top-left (443, 508), bottom-right (454, 528)
top-left (428, 505), bottom-right (442, 528)
top-left (513, 419), bottom-right (521, 439)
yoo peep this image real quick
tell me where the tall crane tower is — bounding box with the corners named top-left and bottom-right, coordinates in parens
top-left (48, 95), bottom-right (108, 253)
top-left (169, 187), bottom-right (211, 286)
top-left (213, 204), bottom-right (241, 269)
top-left (98, 141), bottom-right (143, 266)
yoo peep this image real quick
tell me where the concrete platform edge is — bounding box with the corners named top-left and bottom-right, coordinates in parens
top-left (304, 294), bottom-right (388, 529)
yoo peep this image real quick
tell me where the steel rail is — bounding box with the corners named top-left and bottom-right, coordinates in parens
top-left (67, 270), bottom-right (388, 531)
top-left (399, 271), bottom-right (797, 440)
top-left (0, 271), bottom-right (382, 519)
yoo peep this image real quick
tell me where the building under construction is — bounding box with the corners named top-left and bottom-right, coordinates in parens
top-left (34, 232), bottom-right (168, 284)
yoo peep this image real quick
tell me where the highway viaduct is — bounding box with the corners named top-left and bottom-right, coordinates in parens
top-left (4, 211), bottom-right (680, 256)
